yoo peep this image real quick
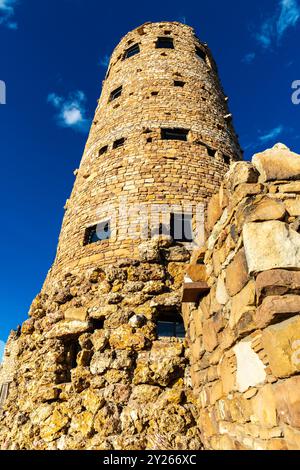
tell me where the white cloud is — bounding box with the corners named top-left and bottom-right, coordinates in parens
top-left (259, 125), bottom-right (284, 143)
top-left (242, 52), bottom-right (256, 64)
top-left (0, 340), bottom-right (5, 363)
top-left (0, 0), bottom-right (18, 29)
top-left (47, 90), bottom-right (90, 133)
top-left (99, 55), bottom-right (110, 68)
top-left (256, 0), bottom-right (300, 48)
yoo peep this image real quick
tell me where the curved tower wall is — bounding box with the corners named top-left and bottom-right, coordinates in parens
top-left (46, 21), bottom-right (242, 285)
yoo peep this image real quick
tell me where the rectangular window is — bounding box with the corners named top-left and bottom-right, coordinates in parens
top-left (170, 213), bottom-right (193, 242)
top-left (99, 145), bottom-right (108, 156)
top-left (223, 154), bottom-right (230, 164)
top-left (84, 220), bottom-right (111, 245)
top-left (124, 43), bottom-right (140, 59)
top-left (157, 312), bottom-right (185, 338)
top-left (113, 137), bottom-right (125, 149)
top-left (207, 146), bottom-right (215, 157)
top-left (156, 37), bottom-right (174, 49)
top-left (109, 85), bottom-right (122, 102)
top-left (161, 128), bottom-right (189, 141)
top-left (196, 46), bottom-right (206, 62)
top-left (174, 80), bottom-right (185, 87)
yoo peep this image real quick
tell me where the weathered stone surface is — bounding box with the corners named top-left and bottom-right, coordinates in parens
top-left (233, 339), bottom-right (266, 392)
top-left (46, 320), bottom-right (92, 339)
top-left (285, 197), bottom-right (300, 216)
top-left (224, 161), bottom-right (259, 190)
top-left (243, 221), bottom-right (300, 274)
top-left (185, 264), bottom-right (207, 282)
top-left (243, 197), bottom-right (286, 222)
top-left (252, 143), bottom-right (300, 182)
top-left (279, 182), bottom-right (300, 193)
top-left (109, 324), bottom-right (148, 351)
top-left (255, 295), bottom-right (300, 329)
top-left (138, 240), bottom-right (161, 262)
top-left (64, 307), bottom-right (87, 322)
top-left (251, 384), bottom-right (277, 428)
top-left (225, 248), bottom-right (249, 296)
top-left (256, 269), bottom-right (300, 302)
top-left (274, 377), bottom-right (300, 428)
top-left (262, 315), bottom-right (300, 377)
top-left (230, 281), bottom-right (256, 328)
top-left (207, 193), bottom-right (222, 232)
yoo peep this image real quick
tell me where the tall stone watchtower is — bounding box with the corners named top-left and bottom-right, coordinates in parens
top-left (45, 21), bottom-right (242, 287)
top-left (0, 22), bottom-right (242, 450)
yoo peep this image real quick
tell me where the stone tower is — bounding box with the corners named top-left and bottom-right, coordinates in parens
top-left (44, 21), bottom-right (241, 288)
top-left (0, 22), bottom-right (242, 450)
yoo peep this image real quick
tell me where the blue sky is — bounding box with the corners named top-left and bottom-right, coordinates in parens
top-left (0, 0), bottom-right (299, 356)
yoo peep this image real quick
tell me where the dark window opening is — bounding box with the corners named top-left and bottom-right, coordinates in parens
top-left (170, 213), bottom-right (193, 242)
top-left (147, 137), bottom-right (152, 143)
top-left (124, 43), bottom-right (140, 59)
top-left (91, 318), bottom-right (105, 330)
top-left (207, 147), bottom-right (215, 157)
top-left (84, 220), bottom-right (111, 245)
top-left (161, 128), bottom-right (189, 141)
top-left (174, 80), bottom-right (185, 87)
top-left (196, 46), bottom-right (206, 62)
top-left (224, 154), bottom-right (230, 165)
top-left (109, 86), bottom-right (122, 102)
top-left (62, 340), bottom-right (81, 382)
top-left (99, 145), bottom-right (108, 156)
top-left (113, 137), bottom-right (125, 149)
top-left (151, 91), bottom-right (159, 96)
top-left (164, 30), bottom-right (172, 35)
top-left (157, 312), bottom-right (185, 338)
top-left (156, 37), bottom-right (174, 49)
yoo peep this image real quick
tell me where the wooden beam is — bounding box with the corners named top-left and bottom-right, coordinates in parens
top-left (182, 282), bottom-right (210, 303)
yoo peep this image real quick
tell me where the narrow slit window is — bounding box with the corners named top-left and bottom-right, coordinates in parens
top-left (99, 145), bottom-right (108, 156)
top-left (156, 37), bottom-right (174, 49)
top-left (223, 154), bottom-right (230, 164)
top-left (196, 46), bottom-right (206, 62)
top-left (174, 80), bottom-right (185, 87)
top-left (113, 137), bottom-right (125, 149)
top-left (161, 128), bottom-right (189, 141)
top-left (124, 43), bottom-right (140, 59)
top-left (157, 312), bottom-right (185, 338)
top-left (170, 213), bottom-right (193, 242)
top-left (109, 85), bottom-right (122, 102)
top-left (84, 220), bottom-right (111, 245)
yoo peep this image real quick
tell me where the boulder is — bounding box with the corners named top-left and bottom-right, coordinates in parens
top-left (243, 220), bottom-right (300, 274)
top-left (252, 143), bottom-right (300, 182)
top-left (224, 161), bottom-right (259, 190)
top-left (46, 320), bottom-right (92, 339)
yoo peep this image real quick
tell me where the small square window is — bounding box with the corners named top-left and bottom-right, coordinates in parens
top-left (99, 145), bottom-right (108, 156)
top-left (174, 80), bottom-right (185, 87)
top-left (207, 147), bottom-right (215, 157)
top-left (84, 221), bottom-right (111, 245)
top-left (157, 312), bottom-right (185, 338)
top-left (109, 86), bottom-right (122, 102)
top-left (156, 37), bottom-right (174, 49)
top-left (170, 213), bottom-right (193, 242)
top-left (196, 46), bottom-right (206, 62)
top-left (113, 137), bottom-right (125, 149)
top-left (124, 43), bottom-right (140, 59)
top-left (224, 154), bottom-right (230, 164)
top-left (161, 128), bottom-right (189, 141)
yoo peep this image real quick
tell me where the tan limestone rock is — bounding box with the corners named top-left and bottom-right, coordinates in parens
top-left (255, 295), bottom-right (300, 329)
top-left (256, 269), bottom-right (300, 302)
top-left (230, 280), bottom-right (256, 328)
top-left (225, 248), bottom-right (249, 296)
top-left (233, 339), bottom-right (266, 392)
top-left (250, 384), bottom-right (277, 428)
top-left (224, 161), bottom-right (259, 190)
top-left (252, 143), bottom-right (300, 182)
top-left (262, 315), bottom-right (300, 377)
top-left (64, 307), bottom-right (87, 322)
top-left (243, 220), bottom-right (300, 274)
top-left (274, 377), bottom-right (300, 428)
top-left (46, 320), bottom-right (92, 339)
top-left (207, 193), bottom-right (222, 232)
top-left (185, 264), bottom-right (207, 282)
top-left (285, 197), bottom-right (300, 216)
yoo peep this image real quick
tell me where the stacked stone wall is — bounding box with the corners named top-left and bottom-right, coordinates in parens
top-left (184, 143), bottom-right (300, 450)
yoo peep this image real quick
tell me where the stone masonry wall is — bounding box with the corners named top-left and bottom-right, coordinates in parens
top-left (0, 238), bottom-right (201, 450)
top-left (184, 143), bottom-right (300, 450)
